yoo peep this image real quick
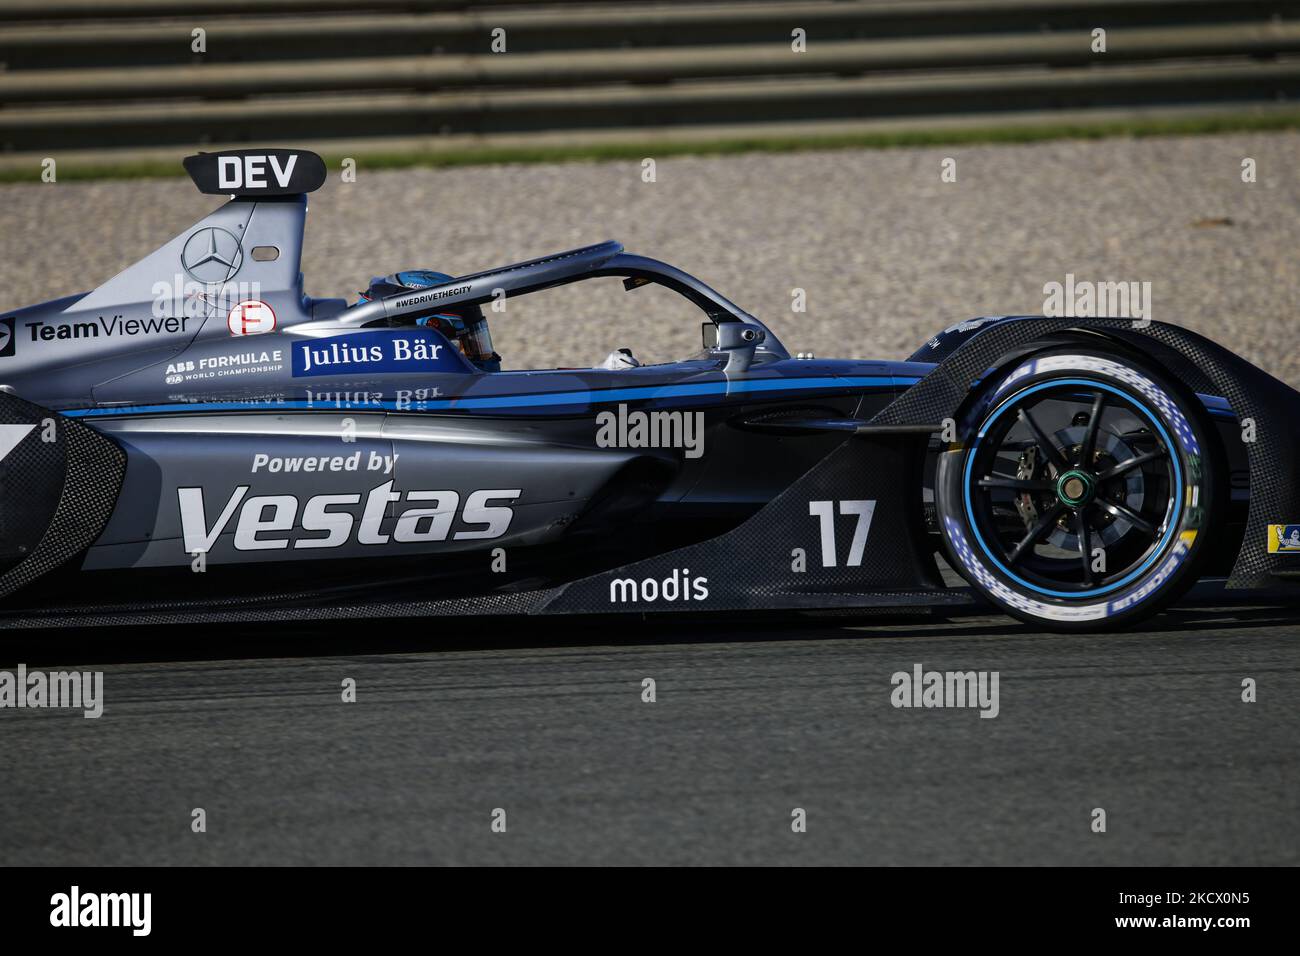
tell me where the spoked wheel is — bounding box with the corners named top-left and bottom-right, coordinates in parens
top-left (936, 348), bottom-right (1220, 630)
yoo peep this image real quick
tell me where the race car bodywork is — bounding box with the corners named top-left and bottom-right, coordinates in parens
top-left (0, 148), bottom-right (1297, 630)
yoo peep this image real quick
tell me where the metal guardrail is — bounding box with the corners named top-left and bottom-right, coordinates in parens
top-left (7, 62), bottom-right (1298, 151)
top-left (7, 25), bottom-right (1300, 103)
top-left (0, 0), bottom-right (1297, 161)
top-left (2, 1), bottom-right (1292, 65)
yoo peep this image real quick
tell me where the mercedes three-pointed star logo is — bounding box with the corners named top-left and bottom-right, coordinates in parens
top-left (181, 227), bottom-right (244, 285)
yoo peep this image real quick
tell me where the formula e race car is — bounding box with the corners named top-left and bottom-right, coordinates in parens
top-left (0, 148), bottom-right (1296, 631)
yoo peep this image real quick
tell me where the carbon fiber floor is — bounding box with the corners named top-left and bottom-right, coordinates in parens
top-left (0, 602), bottom-right (1295, 865)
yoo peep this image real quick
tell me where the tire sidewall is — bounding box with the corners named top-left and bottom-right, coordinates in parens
top-left (937, 349), bottom-right (1216, 629)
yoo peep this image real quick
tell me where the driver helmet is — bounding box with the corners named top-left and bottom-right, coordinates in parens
top-left (358, 269), bottom-right (501, 372)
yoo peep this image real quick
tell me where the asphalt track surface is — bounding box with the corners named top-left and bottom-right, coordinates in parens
top-left (1, 601), bottom-right (1296, 866)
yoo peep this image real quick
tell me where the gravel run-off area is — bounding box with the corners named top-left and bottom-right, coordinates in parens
top-left (2, 132), bottom-right (1297, 386)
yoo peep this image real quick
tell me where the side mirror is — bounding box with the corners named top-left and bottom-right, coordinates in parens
top-left (714, 322), bottom-right (765, 373)
top-left (701, 322), bottom-right (719, 349)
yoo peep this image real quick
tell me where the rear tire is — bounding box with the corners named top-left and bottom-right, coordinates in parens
top-left (935, 347), bottom-right (1221, 631)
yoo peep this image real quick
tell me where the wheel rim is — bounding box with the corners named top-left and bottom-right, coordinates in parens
top-left (962, 378), bottom-right (1183, 598)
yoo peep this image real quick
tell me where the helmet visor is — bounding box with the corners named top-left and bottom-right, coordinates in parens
top-left (459, 315), bottom-right (496, 364)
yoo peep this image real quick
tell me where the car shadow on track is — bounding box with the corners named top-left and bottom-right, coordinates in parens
top-left (0, 601), bottom-right (1296, 667)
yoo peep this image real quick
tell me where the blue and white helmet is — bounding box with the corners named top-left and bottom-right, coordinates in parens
top-left (359, 269), bottom-right (500, 371)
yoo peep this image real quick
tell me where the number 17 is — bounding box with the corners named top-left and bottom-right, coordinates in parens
top-left (808, 500), bottom-right (876, 568)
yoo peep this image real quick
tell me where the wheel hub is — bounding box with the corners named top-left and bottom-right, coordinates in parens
top-left (1055, 468), bottom-right (1097, 507)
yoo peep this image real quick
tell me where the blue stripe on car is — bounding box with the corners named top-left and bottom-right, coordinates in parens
top-left (62, 375), bottom-right (920, 419)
